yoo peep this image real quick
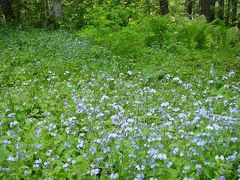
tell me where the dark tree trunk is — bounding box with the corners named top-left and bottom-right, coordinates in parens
top-left (231, 0), bottom-right (237, 26)
top-left (218, 0), bottom-right (224, 20)
top-left (0, 0), bottom-right (15, 21)
top-left (159, 0), bottom-right (169, 15)
top-left (186, 0), bottom-right (195, 19)
top-left (225, 0), bottom-right (231, 26)
top-left (200, 0), bottom-right (216, 22)
top-left (11, 0), bottom-right (20, 21)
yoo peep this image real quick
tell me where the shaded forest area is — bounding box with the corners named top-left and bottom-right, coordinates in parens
top-left (0, 0), bottom-right (240, 29)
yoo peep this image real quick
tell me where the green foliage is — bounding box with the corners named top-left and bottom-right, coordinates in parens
top-left (177, 16), bottom-right (240, 50)
top-left (179, 16), bottom-right (210, 49)
top-left (102, 27), bottom-right (146, 59)
top-left (144, 15), bottom-right (172, 47)
top-left (85, 4), bottom-right (138, 29)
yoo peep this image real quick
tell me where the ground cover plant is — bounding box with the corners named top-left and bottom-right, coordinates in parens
top-left (0, 17), bottom-right (240, 179)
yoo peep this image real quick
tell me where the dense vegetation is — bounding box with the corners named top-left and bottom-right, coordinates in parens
top-left (1, 0), bottom-right (240, 29)
top-left (1, 0), bottom-right (240, 179)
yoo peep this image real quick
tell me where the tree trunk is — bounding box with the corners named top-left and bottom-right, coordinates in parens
top-left (218, 0), bottom-right (224, 20)
top-left (159, 0), bottom-right (169, 15)
top-left (231, 0), bottom-right (237, 26)
top-left (43, 0), bottom-right (50, 17)
top-left (225, 0), bottom-right (231, 26)
top-left (53, 1), bottom-right (62, 17)
top-left (0, 0), bottom-right (15, 21)
top-left (11, 0), bottom-right (21, 21)
top-left (186, 0), bottom-right (194, 19)
top-left (200, 0), bottom-right (216, 22)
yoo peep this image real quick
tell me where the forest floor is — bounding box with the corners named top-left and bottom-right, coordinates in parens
top-left (0, 27), bottom-right (239, 179)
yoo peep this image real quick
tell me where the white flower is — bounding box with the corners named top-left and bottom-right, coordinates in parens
top-left (127, 71), bottom-right (133, 75)
top-left (77, 139), bottom-right (84, 149)
top-left (136, 165), bottom-right (145, 171)
top-left (63, 163), bottom-right (69, 168)
top-left (215, 155), bottom-right (224, 161)
top-left (167, 161), bottom-right (173, 168)
top-left (161, 102), bottom-right (170, 107)
top-left (231, 137), bottom-right (238, 142)
top-left (100, 94), bottom-right (109, 103)
top-left (196, 164), bottom-right (202, 169)
top-left (9, 121), bottom-right (17, 127)
top-left (7, 156), bottom-right (15, 162)
top-left (71, 160), bottom-right (76, 164)
top-left (46, 149), bottom-right (53, 156)
top-left (183, 177), bottom-right (194, 180)
top-left (173, 77), bottom-right (180, 81)
top-left (33, 164), bottom-right (39, 168)
top-left (228, 71), bottom-right (235, 77)
top-left (108, 133), bottom-right (118, 138)
top-left (91, 168), bottom-right (100, 176)
top-left (171, 147), bottom-right (179, 154)
top-left (154, 153), bottom-right (167, 160)
top-left (3, 140), bottom-right (11, 144)
top-left (110, 173), bottom-right (119, 179)
top-left (206, 125), bottom-right (214, 130)
top-left (35, 159), bottom-right (42, 164)
top-left (134, 174), bottom-right (144, 180)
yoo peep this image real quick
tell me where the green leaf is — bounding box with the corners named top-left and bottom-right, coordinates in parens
top-left (55, 143), bottom-right (65, 154)
top-left (0, 146), bottom-right (9, 163)
top-left (31, 108), bottom-right (39, 115)
top-left (167, 168), bottom-right (178, 179)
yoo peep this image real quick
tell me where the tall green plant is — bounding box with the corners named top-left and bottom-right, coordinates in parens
top-left (145, 15), bottom-right (172, 47)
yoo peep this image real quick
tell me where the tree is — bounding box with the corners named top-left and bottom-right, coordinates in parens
top-left (231, 0), bottom-right (237, 26)
top-left (53, 1), bottom-right (63, 17)
top-left (218, 0), bottom-right (224, 20)
top-left (0, 0), bottom-right (15, 21)
top-left (159, 0), bottom-right (169, 15)
top-left (225, 0), bottom-right (231, 26)
top-left (43, 0), bottom-right (50, 17)
top-left (200, 0), bottom-right (216, 22)
top-left (186, 0), bottom-right (195, 19)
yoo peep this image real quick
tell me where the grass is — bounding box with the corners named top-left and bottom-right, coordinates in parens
top-left (0, 24), bottom-right (239, 179)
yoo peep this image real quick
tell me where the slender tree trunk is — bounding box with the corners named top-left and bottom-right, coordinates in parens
top-left (53, 1), bottom-right (62, 17)
top-left (159, 0), bottom-right (169, 15)
top-left (11, 0), bottom-right (21, 21)
top-left (186, 0), bottom-right (194, 19)
top-left (0, 0), bottom-right (15, 21)
top-left (200, 0), bottom-right (216, 22)
top-left (231, 0), bottom-right (237, 26)
top-left (225, 0), bottom-right (231, 26)
top-left (43, 0), bottom-right (50, 17)
top-left (218, 0), bottom-right (224, 20)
